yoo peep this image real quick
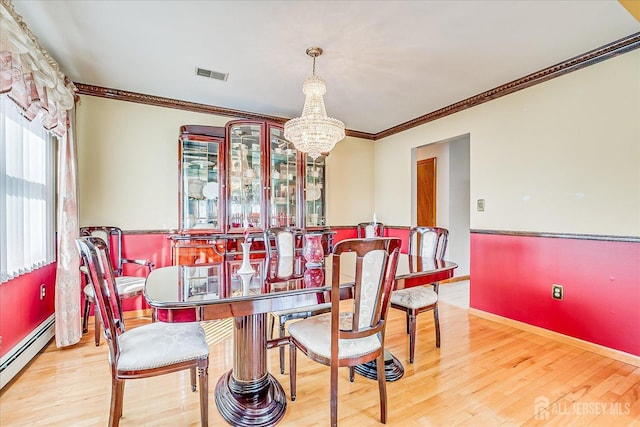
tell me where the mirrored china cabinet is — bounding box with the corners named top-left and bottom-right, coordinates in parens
top-left (172, 120), bottom-right (329, 265)
top-left (179, 125), bottom-right (225, 232)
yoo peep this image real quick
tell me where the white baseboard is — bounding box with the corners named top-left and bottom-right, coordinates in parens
top-left (469, 308), bottom-right (640, 368)
top-left (0, 314), bottom-right (55, 390)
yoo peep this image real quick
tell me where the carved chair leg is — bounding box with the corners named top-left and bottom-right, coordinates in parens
top-left (405, 311), bottom-right (410, 335)
top-left (190, 367), bottom-right (197, 392)
top-left (376, 351), bottom-right (387, 424)
top-left (94, 312), bottom-right (101, 346)
top-left (349, 367), bottom-right (355, 382)
top-left (330, 360), bottom-right (338, 427)
top-left (279, 321), bottom-right (286, 374)
top-left (408, 312), bottom-right (417, 364)
top-left (434, 304), bottom-right (441, 348)
top-left (289, 343), bottom-right (297, 401)
top-left (198, 361), bottom-right (209, 427)
top-left (82, 297), bottom-right (91, 334)
top-left (109, 377), bottom-right (124, 427)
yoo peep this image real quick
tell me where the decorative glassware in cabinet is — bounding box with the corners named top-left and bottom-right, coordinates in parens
top-left (305, 154), bottom-right (326, 227)
top-left (228, 123), bottom-right (264, 231)
top-left (181, 263), bottom-right (221, 301)
top-left (179, 126), bottom-right (224, 232)
top-left (269, 126), bottom-right (298, 227)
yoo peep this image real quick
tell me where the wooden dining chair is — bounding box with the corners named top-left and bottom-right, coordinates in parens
top-left (79, 226), bottom-right (154, 346)
top-left (288, 237), bottom-right (401, 427)
top-left (75, 236), bottom-right (209, 427)
top-left (356, 222), bottom-right (385, 238)
top-left (264, 227), bottom-right (331, 374)
top-left (390, 226), bottom-right (449, 363)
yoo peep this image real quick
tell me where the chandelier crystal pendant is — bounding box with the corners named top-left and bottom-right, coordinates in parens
top-left (284, 47), bottom-right (345, 160)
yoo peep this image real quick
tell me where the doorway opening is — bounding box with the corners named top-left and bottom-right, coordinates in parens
top-left (411, 133), bottom-right (470, 281)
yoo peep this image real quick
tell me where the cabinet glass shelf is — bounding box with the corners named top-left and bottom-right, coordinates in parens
top-left (269, 126), bottom-right (298, 228)
top-left (179, 129), bottom-right (223, 231)
top-left (228, 123), bottom-right (263, 229)
top-left (305, 155), bottom-right (326, 227)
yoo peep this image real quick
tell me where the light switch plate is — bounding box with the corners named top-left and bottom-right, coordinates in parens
top-left (477, 199), bottom-right (485, 211)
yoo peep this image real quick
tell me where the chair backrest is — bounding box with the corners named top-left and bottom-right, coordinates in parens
top-left (356, 222), bottom-right (385, 238)
top-left (330, 238), bottom-right (401, 346)
top-left (80, 226), bottom-right (126, 275)
top-left (408, 226), bottom-right (448, 259)
top-left (75, 236), bottom-right (124, 364)
top-left (264, 227), bottom-right (305, 280)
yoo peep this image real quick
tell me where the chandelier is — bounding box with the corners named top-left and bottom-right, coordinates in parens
top-left (284, 47), bottom-right (345, 160)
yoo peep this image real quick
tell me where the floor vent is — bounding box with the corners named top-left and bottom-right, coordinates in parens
top-left (195, 67), bottom-right (229, 82)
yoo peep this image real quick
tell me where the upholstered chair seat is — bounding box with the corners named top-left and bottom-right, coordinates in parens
top-left (116, 322), bottom-right (209, 372)
top-left (390, 286), bottom-right (438, 310)
top-left (82, 276), bottom-right (145, 302)
top-left (288, 312), bottom-right (382, 360)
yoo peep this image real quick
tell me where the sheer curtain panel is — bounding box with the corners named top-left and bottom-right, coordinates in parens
top-left (54, 108), bottom-right (80, 347)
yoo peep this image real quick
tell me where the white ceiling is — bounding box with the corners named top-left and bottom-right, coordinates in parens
top-left (11, 0), bottom-right (640, 135)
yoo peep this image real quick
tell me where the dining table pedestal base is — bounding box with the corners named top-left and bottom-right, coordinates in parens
top-left (214, 370), bottom-right (287, 427)
top-left (353, 350), bottom-right (404, 382)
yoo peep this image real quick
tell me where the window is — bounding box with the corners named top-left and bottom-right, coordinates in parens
top-left (0, 96), bottom-right (56, 283)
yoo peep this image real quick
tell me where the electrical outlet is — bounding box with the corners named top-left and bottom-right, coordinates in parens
top-left (40, 284), bottom-right (46, 300)
top-left (552, 284), bottom-right (563, 300)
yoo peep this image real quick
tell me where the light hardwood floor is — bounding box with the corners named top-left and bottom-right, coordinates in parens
top-left (1, 301), bottom-right (639, 426)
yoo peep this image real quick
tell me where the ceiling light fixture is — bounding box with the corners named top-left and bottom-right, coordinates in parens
top-left (284, 47), bottom-right (345, 160)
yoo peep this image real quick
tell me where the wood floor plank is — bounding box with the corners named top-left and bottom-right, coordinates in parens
top-left (1, 304), bottom-right (639, 426)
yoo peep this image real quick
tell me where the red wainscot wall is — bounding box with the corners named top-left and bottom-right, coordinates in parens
top-left (0, 263), bottom-right (56, 359)
top-left (470, 231), bottom-right (640, 357)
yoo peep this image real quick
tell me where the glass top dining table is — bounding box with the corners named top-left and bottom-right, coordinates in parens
top-left (144, 253), bottom-right (457, 427)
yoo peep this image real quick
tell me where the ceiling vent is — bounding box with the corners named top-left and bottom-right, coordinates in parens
top-left (195, 67), bottom-right (229, 82)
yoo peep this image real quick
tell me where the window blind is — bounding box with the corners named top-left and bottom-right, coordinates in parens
top-left (0, 96), bottom-right (56, 283)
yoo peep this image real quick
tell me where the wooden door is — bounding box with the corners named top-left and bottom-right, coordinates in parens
top-left (417, 157), bottom-right (436, 226)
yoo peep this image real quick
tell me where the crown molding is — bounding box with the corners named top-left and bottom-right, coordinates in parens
top-left (375, 32), bottom-right (640, 140)
top-left (73, 83), bottom-right (376, 140)
top-left (73, 83), bottom-right (285, 123)
top-left (74, 32), bottom-right (639, 142)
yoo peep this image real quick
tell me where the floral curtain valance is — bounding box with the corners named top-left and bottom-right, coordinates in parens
top-left (0, 0), bottom-right (76, 136)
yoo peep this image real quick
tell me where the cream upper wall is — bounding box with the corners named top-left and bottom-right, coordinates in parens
top-left (325, 135), bottom-right (375, 226)
top-left (375, 49), bottom-right (640, 236)
top-left (76, 96), bottom-right (230, 230)
top-left (76, 96), bottom-right (374, 230)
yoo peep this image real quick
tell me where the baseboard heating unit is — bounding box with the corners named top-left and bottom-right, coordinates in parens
top-left (0, 315), bottom-right (55, 389)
